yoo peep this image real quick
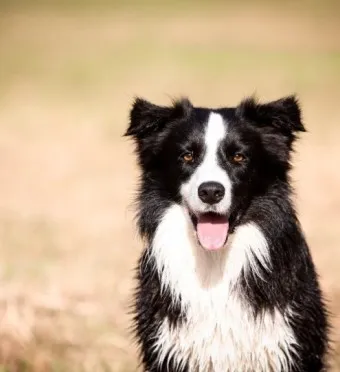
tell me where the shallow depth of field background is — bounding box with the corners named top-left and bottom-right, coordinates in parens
top-left (0, 0), bottom-right (339, 371)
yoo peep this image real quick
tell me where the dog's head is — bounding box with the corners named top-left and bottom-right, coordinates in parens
top-left (125, 96), bottom-right (305, 251)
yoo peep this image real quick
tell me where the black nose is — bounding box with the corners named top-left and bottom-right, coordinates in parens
top-left (198, 182), bottom-right (225, 205)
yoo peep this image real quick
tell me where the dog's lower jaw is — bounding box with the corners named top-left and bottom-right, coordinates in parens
top-left (188, 211), bottom-right (230, 251)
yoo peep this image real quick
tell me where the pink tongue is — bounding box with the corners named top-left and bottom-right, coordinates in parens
top-left (197, 214), bottom-right (229, 251)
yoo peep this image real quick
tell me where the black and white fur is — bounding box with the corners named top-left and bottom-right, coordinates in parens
top-left (125, 96), bottom-right (328, 372)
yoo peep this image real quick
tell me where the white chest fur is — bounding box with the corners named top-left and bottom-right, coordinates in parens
top-left (151, 204), bottom-right (297, 372)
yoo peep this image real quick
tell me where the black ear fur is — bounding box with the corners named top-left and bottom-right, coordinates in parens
top-left (125, 97), bottom-right (193, 139)
top-left (236, 95), bottom-right (305, 135)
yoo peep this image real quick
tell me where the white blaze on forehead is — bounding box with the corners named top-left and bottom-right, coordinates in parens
top-left (201, 112), bottom-right (227, 182)
top-left (181, 111), bottom-right (232, 214)
top-left (205, 112), bottom-right (226, 153)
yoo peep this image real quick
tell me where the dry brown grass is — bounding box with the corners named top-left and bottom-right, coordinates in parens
top-left (0, 2), bottom-right (339, 370)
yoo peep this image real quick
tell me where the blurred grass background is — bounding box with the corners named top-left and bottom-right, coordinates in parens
top-left (0, 0), bottom-right (339, 370)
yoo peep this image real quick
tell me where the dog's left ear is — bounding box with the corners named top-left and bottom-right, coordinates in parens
top-left (236, 96), bottom-right (305, 164)
top-left (125, 97), bottom-right (193, 140)
top-left (236, 95), bottom-right (305, 137)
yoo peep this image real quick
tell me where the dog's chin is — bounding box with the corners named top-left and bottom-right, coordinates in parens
top-left (188, 210), bottom-right (230, 251)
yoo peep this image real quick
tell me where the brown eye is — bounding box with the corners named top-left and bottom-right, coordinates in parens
top-left (183, 152), bottom-right (194, 163)
top-left (232, 153), bottom-right (245, 163)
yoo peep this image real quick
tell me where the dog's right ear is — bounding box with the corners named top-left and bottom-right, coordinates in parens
top-left (124, 97), bottom-right (192, 140)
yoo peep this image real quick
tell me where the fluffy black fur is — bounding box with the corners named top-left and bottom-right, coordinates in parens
top-left (125, 96), bottom-right (328, 372)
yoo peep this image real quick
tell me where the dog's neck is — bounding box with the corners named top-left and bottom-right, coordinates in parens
top-left (151, 203), bottom-right (270, 307)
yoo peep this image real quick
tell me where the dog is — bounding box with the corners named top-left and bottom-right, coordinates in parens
top-left (125, 95), bottom-right (328, 372)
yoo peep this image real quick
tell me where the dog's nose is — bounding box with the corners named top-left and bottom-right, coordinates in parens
top-left (198, 182), bottom-right (225, 205)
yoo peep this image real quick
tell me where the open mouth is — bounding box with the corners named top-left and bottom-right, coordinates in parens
top-left (190, 212), bottom-right (229, 251)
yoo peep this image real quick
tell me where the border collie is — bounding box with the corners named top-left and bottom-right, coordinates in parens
top-left (125, 96), bottom-right (328, 372)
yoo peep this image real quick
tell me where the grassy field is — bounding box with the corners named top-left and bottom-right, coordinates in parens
top-left (0, 1), bottom-right (339, 370)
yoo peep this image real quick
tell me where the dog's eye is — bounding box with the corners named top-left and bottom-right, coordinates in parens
top-left (232, 153), bottom-right (245, 163)
top-left (182, 152), bottom-right (194, 163)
